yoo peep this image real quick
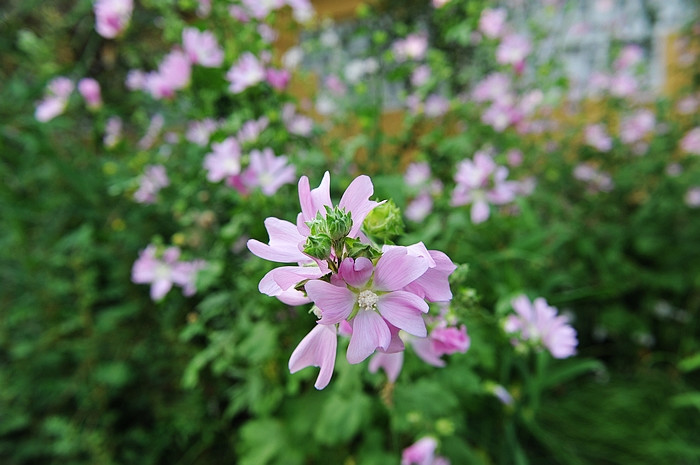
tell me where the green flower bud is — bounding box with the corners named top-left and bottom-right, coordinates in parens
top-left (362, 199), bottom-right (404, 242)
top-left (325, 205), bottom-right (353, 241)
top-left (306, 211), bottom-right (327, 237)
top-left (344, 237), bottom-right (381, 260)
top-left (303, 233), bottom-right (332, 260)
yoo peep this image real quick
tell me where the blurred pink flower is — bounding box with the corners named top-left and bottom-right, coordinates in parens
top-left (103, 116), bottom-right (122, 148)
top-left (402, 437), bottom-right (450, 465)
top-left (243, 148), bottom-right (296, 196)
top-left (685, 187), bottom-right (700, 207)
top-left (680, 127), bottom-right (700, 155)
top-left (186, 118), bottom-right (217, 146)
top-left (266, 68), bottom-right (290, 90)
top-left (411, 65), bottom-right (431, 87)
top-left (35, 77), bottom-right (74, 122)
top-left (620, 109), bottom-right (655, 144)
top-left (282, 103), bottom-right (313, 136)
top-left (203, 137), bottom-right (242, 182)
top-left (134, 164), bottom-right (169, 204)
top-left (226, 52), bottom-right (266, 94)
top-left (132, 246), bottom-right (205, 300)
top-left (125, 69), bottom-right (147, 90)
top-left (78, 78), bottom-right (102, 109)
top-left (496, 33), bottom-right (531, 66)
top-left (145, 50), bottom-right (192, 99)
top-left (236, 116), bottom-right (269, 144)
top-left (585, 123), bottom-right (613, 152)
top-left (182, 28), bottom-right (224, 67)
top-left (609, 73), bottom-right (638, 97)
top-left (405, 193), bottom-right (434, 222)
top-left (573, 163), bottom-right (614, 193)
top-left (451, 152), bottom-right (518, 223)
top-left (393, 33), bottom-right (428, 62)
top-left (472, 72), bottom-right (511, 103)
top-left (424, 94), bottom-right (450, 117)
top-left (94, 0), bottom-right (133, 39)
top-left (505, 295), bottom-right (578, 358)
top-left (614, 44), bottom-right (644, 71)
top-left (479, 8), bottom-right (507, 39)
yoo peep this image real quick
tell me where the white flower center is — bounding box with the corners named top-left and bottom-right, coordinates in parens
top-left (358, 290), bottom-right (379, 311)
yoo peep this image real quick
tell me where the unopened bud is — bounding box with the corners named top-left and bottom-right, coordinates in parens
top-left (325, 205), bottom-right (353, 240)
top-left (304, 233), bottom-right (332, 260)
top-left (362, 199), bottom-right (403, 242)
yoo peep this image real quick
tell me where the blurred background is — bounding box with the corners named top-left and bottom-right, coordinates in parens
top-left (1, 0), bottom-right (700, 464)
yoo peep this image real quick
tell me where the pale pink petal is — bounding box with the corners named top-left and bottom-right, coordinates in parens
top-left (339, 175), bottom-right (381, 237)
top-left (151, 278), bottom-right (172, 300)
top-left (305, 280), bottom-right (356, 324)
top-left (511, 294), bottom-right (533, 320)
top-left (402, 437), bottom-right (438, 465)
top-left (373, 247), bottom-right (431, 292)
top-left (404, 250), bottom-right (456, 302)
top-left (369, 351), bottom-right (404, 383)
top-left (410, 337), bottom-right (446, 367)
top-left (298, 171), bottom-right (331, 225)
top-left (276, 288), bottom-right (312, 306)
top-left (288, 324), bottom-right (337, 389)
top-left (377, 291), bottom-right (428, 337)
top-left (471, 199), bottom-right (490, 223)
top-left (247, 217), bottom-right (308, 263)
top-left (338, 257), bottom-right (373, 288)
top-left (384, 321), bottom-right (406, 353)
top-left (258, 266), bottom-right (324, 298)
top-left (346, 311), bottom-right (391, 364)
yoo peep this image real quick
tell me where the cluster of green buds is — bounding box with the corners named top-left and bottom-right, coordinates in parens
top-left (302, 201), bottom-right (405, 272)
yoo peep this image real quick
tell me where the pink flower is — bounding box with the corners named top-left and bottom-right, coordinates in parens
top-left (182, 28), bottom-right (224, 67)
top-left (137, 114), bottom-right (165, 150)
top-left (131, 246), bottom-right (193, 300)
top-left (432, 0), bottom-right (451, 7)
top-left (406, 193), bottom-right (433, 222)
top-left (506, 149), bottom-right (523, 167)
top-left (104, 116), bottom-right (122, 148)
top-left (573, 163), bottom-right (613, 193)
top-left (94, 0), bottom-right (133, 39)
top-left (241, 148), bottom-right (296, 196)
top-left (282, 103), bottom-right (313, 136)
top-left (614, 44), bottom-right (644, 71)
top-left (204, 137), bottom-right (242, 182)
top-left (680, 127), bottom-right (700, 155)
top-left (134, 164), bottom-right (169, 204)
top-left (186, 118), bottom-right (218, 146)
top-left (451, 152), bottom-right (518, 223)
top-left (125, 69), bottom-right (147, 90)
top-left (479, 8), bottom-right (507, 39)
top-left (496, 34), bottom-right (531, 67)
top-left (145, 50), bottom-right (192, 99)
top-left (411, 65), bottom-right (431, 87)
top-left (585, 123), bottom-right (613, 152)
top-left (405, 162), bottom-right (431, 187)
top-left (289, 324), bottom-right (338, 389)
top-left (430, 324), bottom-right (470, 356)
top-left (505, 295), bottom-right (578, 358)
top-left (226, 52), bottom-right (266, 94)
top-left (609, 73), bottom-right (638, 98)
top-left (240, 0), bottom-right (284, 19)
top-left (472, 72), bottom-right (511, 103)
top-left (236, 116), bottom-right (269, 144)
top-left (402, 437), bottom-right (450, 465)
top-left (286, 0), bottom-right (315, 22)
top-left (620, 109), bottom-right (655, 144)
top-left (78, 78), bottom-right (102, 109)
top-left (368, 351), bottom-right (404, 383)
top-left (424, 95), bottom-right (450, 118)
top-left (265, 68), bottom-right (291, 90)
top-left (685, 187), bottom-right (700, 207)
top-left (306, 248), bottom-right (434, 364)
top-left (393, 34), bottom-right (428, 62)
top-left (35, 77), bottom-right (74, 122)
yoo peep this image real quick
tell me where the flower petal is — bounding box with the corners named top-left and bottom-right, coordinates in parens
top-left (339, 175), bottom-right (382, 237)
top-left (247, 217), bottom-right (308, 263)
top-left (410, 336), bottom-right (446, 367)
top-left (404, 250), bottom-right (456, 302)
top-left (368, 351), bottom-right (404, 383)
top-left (346, 311), bottom-right (391, 364)
top-left (288, 324), bottom-right (338, 390)
top-left (339, 257), bottom-right (373, 288)
top-left (305, 280), bottom-right (356, 325)
top-left (377, 291), bottom-right (428, 337)
top-left (373, 247), bottom-right (431, 292)
top-left (298, 171), bottom-right (331, 224)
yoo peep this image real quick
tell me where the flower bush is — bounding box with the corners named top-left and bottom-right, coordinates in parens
top-left (2, 0), bottom-right (700, 464)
